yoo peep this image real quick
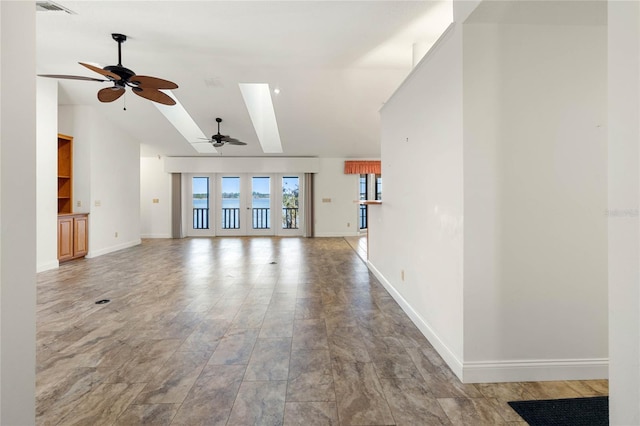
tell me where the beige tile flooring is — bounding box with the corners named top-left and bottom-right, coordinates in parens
top-left (36, 237), bottom-right (608, 425)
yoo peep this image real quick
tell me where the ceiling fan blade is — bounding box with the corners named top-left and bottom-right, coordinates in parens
top-left (213, 142), bottom-right (225, 148)
top-left (38, 74), bottom-right (110, 82)
top-left (79, 62), bottom-right (121, 81)
top-left (130, 75), bottom-right (178, 90)
top-left (97, 87), bottom-right (125, 103)
top-left (226, 140), bottom-right (247, 145)
top-left (131, 87), bottom-right (176, 105)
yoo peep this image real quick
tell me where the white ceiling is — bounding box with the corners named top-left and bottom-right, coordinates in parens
top-left (36, 1), bottom-right (451, 158)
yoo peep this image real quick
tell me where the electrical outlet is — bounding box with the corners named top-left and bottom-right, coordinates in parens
top-left (401, 270), bottom-right (405, 281)
top-left (94, 200), bottom-right (101, 207)
top-left (152, 198), bottom-right (160, 204)
top-left (114, 232), bottom-right (118, 238)
top-left (77, 200), bottom-right (81, 207)
top-left (347, 222), bottom-right (351, 227)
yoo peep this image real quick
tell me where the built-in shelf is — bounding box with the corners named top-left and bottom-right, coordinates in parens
top-left (58, 134), bottom-right (73, 214)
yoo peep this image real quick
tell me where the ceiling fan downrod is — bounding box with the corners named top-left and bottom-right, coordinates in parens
top-left (112, 33), bottom-right (127, 66)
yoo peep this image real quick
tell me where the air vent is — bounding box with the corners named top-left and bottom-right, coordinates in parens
top-left (36, 1), bottom-right (76, 14)
top-left (204, 77), bottom-right (223, 88)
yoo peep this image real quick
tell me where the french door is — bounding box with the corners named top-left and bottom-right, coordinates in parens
top-left (186, 173), bottom-right (304, 237)
top-left (217, 174), bottom-right (275, 236)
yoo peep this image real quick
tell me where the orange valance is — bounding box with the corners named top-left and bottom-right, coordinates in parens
top-left (344, 160), bottom-right (381, 175)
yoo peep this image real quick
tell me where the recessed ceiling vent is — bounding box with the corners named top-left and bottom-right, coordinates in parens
top-left (204, 77), bottom-right (223, 88)
top-left (36, 1), bottom-right (76, 14)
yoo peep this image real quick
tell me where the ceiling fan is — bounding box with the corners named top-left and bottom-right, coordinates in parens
top-left (38, 33), bottom-right (178, 106)
top-left (200, 118), bottom-right (248, 147)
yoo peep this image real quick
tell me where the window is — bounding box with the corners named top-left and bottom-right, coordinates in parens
top-left (359, 174), bottom-right (368, 229)
top-left (221, 177), bottom-right (240, 229)
top-left (375, 174), bottom-right (382, 200)
top-left (282, 176), bottom-right (299, 229)
top-left (252, 176), bottom-right (271, 229)
top-left (192, 177), bottom-right (209, 229)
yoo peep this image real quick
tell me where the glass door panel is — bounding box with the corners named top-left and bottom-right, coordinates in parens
top-left (221, 176), bottom-right (241, 230)
top-left (251, 177), bottom-right (271, 230)
top-left (192, 177), bottom-right (210, 230)
top-left (282, 176), bottom-right (300, 230)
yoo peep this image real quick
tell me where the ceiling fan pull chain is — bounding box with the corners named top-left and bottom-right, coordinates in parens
top-left (123, 91), bottom-right (127, 111)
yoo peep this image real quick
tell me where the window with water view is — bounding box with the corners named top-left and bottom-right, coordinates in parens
top-left (192, 177), bottom-right (209, 229)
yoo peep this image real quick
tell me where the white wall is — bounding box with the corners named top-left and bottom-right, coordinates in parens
top-left (371, 25), bottom-right (465, 375)
top-left (59, 106), bottom-right (141, 257)
top-left (608, 1), bottom-right (640, 423)
top-left (462, 22), bottom-right (608, 382)
top-left (141, 156), bottom-right (172, 238)
top-left (372, 1), bottom-right (609, 384)
top-left (36, 78), bottom-right (59, 272)
top-left (314, 158), bottom-right (361, 237)
top-left (0, 1), bottom-right (36, 423)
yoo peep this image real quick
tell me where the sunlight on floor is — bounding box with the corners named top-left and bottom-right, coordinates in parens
top-left (344, 235), bottom-right (367, 261)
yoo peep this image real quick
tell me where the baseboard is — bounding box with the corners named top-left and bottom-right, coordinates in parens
top-left (463, 358), bottom-right (609, 383)
top-left (367, 260), bottom-right (464, 380)
top-left (366, 262), bottom-right (609, 384)
top-left (86, 239), bottom-right (141, 258)
top-left (315, 232), bottom-right (360, 237)
top-left (37, 260), bottom-right (59, 273)
top-left (140, 234), bottom-right (171, 239)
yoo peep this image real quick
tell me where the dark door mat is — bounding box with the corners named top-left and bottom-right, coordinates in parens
top-left (508, 396), bottom-right (608, 426)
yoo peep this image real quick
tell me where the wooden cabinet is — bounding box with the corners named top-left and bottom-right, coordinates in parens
top-left (58, 134), bottom-right (73, 214)
top-left (58, 213), bottom-right (88, 262)
top-left (57, 134), bottom-right (88, 262)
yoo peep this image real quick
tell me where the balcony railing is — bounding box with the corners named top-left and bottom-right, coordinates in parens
top-left (359, 204), bottom-right (367, 229)
top-left (252, 208), bottom-right (270, 229)
top-left (197, 207), bottom-right (300, 230)
top-left (193, 208), bottom-right (209, 229)
top-left (222, 208), bottom-right (240, 229)
top-left (283, 207), bottom-right (299, 229)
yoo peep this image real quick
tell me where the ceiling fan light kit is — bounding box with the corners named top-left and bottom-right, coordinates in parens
top-left (198, 118), bottom-right (248, 148)
top-left (39, 33), bottom-right (178, 106)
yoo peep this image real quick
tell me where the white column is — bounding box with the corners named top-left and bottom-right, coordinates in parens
top-left (0, 1), bottom-right (37, 424)
top-left (608, 1), bottom-right (640, 424)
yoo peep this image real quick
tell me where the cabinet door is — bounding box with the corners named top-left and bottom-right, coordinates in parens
top-left (58, 217), bottom-right (73, 261)
top-left (73, 216), bottom-right (88, 257)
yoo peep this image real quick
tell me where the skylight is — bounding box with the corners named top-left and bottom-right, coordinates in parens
top-left (153, 91), bottom-right (217, 154)
top-left (239, 83), bottom-right (283, 154)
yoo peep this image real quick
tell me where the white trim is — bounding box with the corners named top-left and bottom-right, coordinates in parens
top-left (86, 239), bottom-right (141, 258)
top-left (140, 234), bottom-right (171, 239)
top-left (315, 232), bottom-right (360, 238)
top-left (367, 260), bottom-right (464, 380)
top-left (367, 262), bottom-right (609, 384)
top-left (37, 260), bottom-right (59, 273)
top-left (463, 358), bottom-right (609, 384)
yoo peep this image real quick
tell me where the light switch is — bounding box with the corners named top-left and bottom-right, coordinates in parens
top-left (94, 200), bottom-right (101, 207)
top-left (152, 198), bottom-right (160, 204)
top-left (322, 198), bottom-right (332, 203)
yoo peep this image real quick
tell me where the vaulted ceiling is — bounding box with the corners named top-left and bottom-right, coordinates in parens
top-left (36, 1), bottom-right (451, 157)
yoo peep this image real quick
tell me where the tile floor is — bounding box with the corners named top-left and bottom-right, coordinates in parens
top-left (36, 237), bottom-right (608, 425)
